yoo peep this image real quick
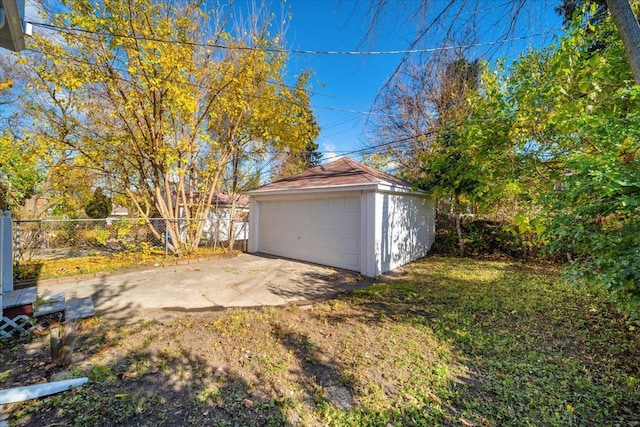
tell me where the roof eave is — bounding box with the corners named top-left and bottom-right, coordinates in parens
top-left (247, 182), bottom-right (379, 196)
top-left (248, 181), bottom-right (431, 197)
top-left (0, 0), bottom-right (26, 52)
top-left (377, 183), bottom-right (432, 196)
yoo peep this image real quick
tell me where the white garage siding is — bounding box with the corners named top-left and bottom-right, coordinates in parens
top-left (248, 158), bottom-right (435, 277)
top-left (256, 196), bottom-right (361, 271)
top-left (374, 193), bottom-right (435, 274)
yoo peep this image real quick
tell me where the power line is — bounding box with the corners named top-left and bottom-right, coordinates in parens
top-left (321, 115), bottom-right (362, 131)
top-left (248, 132), bottom-right (423, 179)
top-left (317, 131), bottom-right (436, 162)
top-left (25, 47), bottom-right (393, 117)
top-left (28, 21), bottom-right (554, 57)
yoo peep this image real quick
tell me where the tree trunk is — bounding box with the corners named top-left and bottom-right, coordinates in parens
top-left (227, 207), bottom-right (236, 254)
top-left (227, 150), bottom-right (241, 254)
top-left (454, 195), bottom-right (465, 257)
top-left (606, 0), bottom-right (640, 84)
top-left (50, 321), bottom-right (77, 367)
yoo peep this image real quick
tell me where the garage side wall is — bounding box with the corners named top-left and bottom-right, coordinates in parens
top-left (374, 192), bottom-right (435, 275)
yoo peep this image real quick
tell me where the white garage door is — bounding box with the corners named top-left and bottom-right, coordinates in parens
top-left (258, 196), bottom-right (361, 271)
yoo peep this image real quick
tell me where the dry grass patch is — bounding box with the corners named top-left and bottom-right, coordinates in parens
top-left (14, 246), bottom-right (236, 283)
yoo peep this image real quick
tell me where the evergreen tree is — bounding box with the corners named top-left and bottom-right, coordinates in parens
top-left (85, 187), bottom-right (112, 219)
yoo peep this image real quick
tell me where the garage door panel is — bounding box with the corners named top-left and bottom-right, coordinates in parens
top-left (324, 232), bottom-right (342, 249)
top-left (258, 197), bottom-right (361, 271)
top-left (343, 252), bottom-right (360, 268)
top-left (312, 199), bottom-right (329, 211)
top-left (334, 214), bottom-right (359, 231)
top-left (312, 232), bottom-right (331, 248)
top-left (286, 230), bottom-right (301, 244)
top-left (343, 197), bottom-right (360, 211)
top-left (286, 215), bottom-right (301, 230)
top-left (340, 231), bottom-right (360, 250)
top-left (321, 250), bottom-right (341, 265)
top-left (312, 210), bottom-right (329, 227)
top-left (298, 229), bottom-right (315, 243)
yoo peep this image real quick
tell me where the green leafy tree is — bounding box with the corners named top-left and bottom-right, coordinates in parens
top-left (369, 52), bottom-right (518, 257)
top-left (402, 56), bottom-right (485, 256)
top-left (483, 2), bottom-right (640, 318)
top-left (542, 12), bottom-right (640, 317)
top-left (270, 72), bottom-right (321, 180)
top-left (272, 140), bottom-right (322, 180)
top-left (417, 124), bottom-right (482, 257)
top-left (0, 58), bottom-right (43, 212)
top-left (0, 131), bottom-right (42, 211)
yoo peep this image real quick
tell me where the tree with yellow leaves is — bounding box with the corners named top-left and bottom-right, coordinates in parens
top-left (18, 0), bottom-right (318, 253)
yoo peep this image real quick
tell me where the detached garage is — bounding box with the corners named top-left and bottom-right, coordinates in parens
top-left (247, 158), bottom-right (435, 277)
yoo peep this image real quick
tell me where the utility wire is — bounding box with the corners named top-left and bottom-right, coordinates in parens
top-left (25, 47), bottom-right (393, 117)
top-left (28, 21), bottom-right (554, 56)
top-left (317, 131), bottom-right (436, 162)
top-left (221, 131), bottom-right (437, 181)
top-left (241, 132), bottom-right (429, 181)
top-left (22, 20), bottom-right (533, 175)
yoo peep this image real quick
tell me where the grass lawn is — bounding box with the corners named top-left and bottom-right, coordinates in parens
top-left (2, 256), bottom-right (639, 426)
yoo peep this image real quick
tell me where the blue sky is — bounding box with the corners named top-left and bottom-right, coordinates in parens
top-left (23, 0), bottom-right (563, 165)
top-left (269, 0), bottom-right (563, 163)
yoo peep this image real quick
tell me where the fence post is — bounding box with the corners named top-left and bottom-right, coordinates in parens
top-left (164, 218), bottom-right (168, 259)
top-left (1, 211), bottom-right (13, 294)
top-left (243, 217), bottom-right (248, 252)
top-left (0, 211), bottom-right (4, 318)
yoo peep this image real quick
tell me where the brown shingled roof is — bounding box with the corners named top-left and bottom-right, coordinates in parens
top-left (251, 157), bottom-right (413, 192)
top-left (211, 193), bottom-right (250, 207)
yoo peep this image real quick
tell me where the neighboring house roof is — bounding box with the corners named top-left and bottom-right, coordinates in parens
top-left (249, 157), bottom-right (419, 194)
top-left (109, 206), bottom-right (129, 217)
top-left (211, 193), bottom-right (250, 207)
top-left (167, 190), bottom-right (249, 208)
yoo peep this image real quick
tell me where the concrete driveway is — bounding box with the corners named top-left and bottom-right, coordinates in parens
top-left (36, 253), bottom-right (371, 322)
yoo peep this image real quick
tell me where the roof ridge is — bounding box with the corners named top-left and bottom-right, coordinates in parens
top-left (346, 157), bottom-right (379, 183)
top-left (344, 157), bottom-right (412, 187)
top-left (250, 157), bottom-right (415, 192)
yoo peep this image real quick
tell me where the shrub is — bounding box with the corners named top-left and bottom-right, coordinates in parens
top-left (431, 213), bottom-right (549, 260)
